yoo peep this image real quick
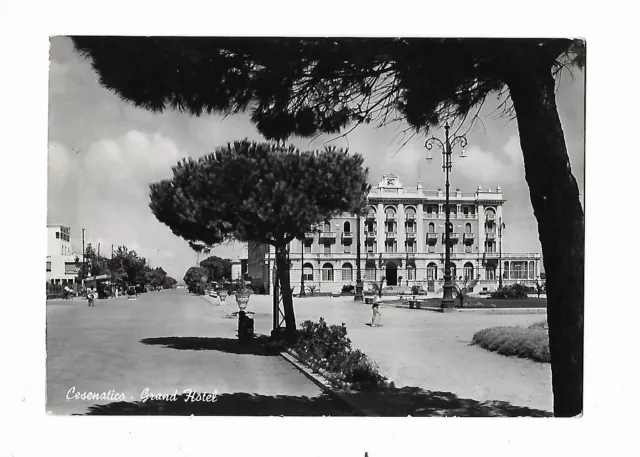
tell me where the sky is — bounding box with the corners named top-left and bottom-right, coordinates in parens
top-left (47, 36), bottom-right (585, 282)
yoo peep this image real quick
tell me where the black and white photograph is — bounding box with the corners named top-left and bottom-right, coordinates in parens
top-left (5, 2), bottom-right (639, 455)
top-left (44, 36), bottom-right (584, 418)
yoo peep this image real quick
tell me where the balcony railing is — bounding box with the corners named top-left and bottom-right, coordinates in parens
top-left (462, 213), bottom-right (476, 219)
top-left (406, 232), bottom-right (417, 238)
top-left (405, 214), bottom-right (416, 220)
top-left (385, 231), bottom-right (397, 238)
top-left (463, 233), bottom-right (475, 241)
top-left (385, 216), bottom-right (396, 221)
top-left (486, 214), bottom-right (496, 221)
top-left (424, 213), bottom-right (439, 219)
top-left (426, 233), bottom-right (438, 241)
top-left (442, 233), bottom-right (460, 242)
top-left (365, 230), bottom-right (377, 238)
top-left (341, 231), bottom-right (353, 239)
top-left (319, 231), bottom-right (337, 240)
top-left (485, 232), bottom-right (496, 240)
top-left (304, 232), bottom-right (315, 239)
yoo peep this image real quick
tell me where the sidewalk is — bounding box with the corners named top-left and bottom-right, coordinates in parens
top-left (46, 290), bottom-right (353, 415)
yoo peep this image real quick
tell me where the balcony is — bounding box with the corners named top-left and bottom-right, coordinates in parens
top-left (365, 230), bottom-right (377, 239)
top-left (486, 213), bottom-right (496, 222)
top-left (342, 231), bottom-right (353, 240)
top-left (426, 232), bottom-right (438, 242)
top-left (304, 232), bottom-right (315, 239)
top-left (462, 213), bottom-right (476, 219)
top-left (485, 232), bottom-right (496, 240)
top-left (385, 215), bottom-right (396, 221)
top-left (463, 233), bottom-right (475, 242)
top-left (319, 231), bottom-right (337, 240)
top-left (424, 213), bottom-right (439, 219)
top-left (406, 232), bottom-right (417, 238)
top-left (366, 213), bottom-right (376, 220)
top-left (405, 214), bottom-right (416, 220)
top-left (442, 232), bottom-right (460, 242)
top-left (385, 231), bottom-right (397, 238)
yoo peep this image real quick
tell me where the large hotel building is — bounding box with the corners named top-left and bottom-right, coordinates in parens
top-left (248, 174), bottom-right (542, 295)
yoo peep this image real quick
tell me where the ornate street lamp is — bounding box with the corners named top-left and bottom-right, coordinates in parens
top-left (498, 217), bottom-right (506, 288)
top-left (354, 213), bottom-right (364, 301)
top-left (425, 123), bottom-right (467, 312)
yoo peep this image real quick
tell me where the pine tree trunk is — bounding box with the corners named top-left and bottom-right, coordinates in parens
top-left (275, 245), bottom-right (297, 343)
top-left (507, 67), bottom-right (584, 417)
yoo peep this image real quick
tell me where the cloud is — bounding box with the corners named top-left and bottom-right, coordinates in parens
top-left (455, 135), bottom-right (524, 185)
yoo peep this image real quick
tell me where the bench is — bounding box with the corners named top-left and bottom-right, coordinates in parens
top-left (401, 296), bottom-right (427, 309)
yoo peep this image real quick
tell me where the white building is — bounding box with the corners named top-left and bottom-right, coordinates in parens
top-left (248, 174), bottom-right (541, 294)
top-left (46, 224), bottom-right (80, 285)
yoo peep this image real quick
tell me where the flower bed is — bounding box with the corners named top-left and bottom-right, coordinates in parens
top-left (471, 322), bottom-right (550, 363)
top-left (292, 318), bottom-right (392, 390)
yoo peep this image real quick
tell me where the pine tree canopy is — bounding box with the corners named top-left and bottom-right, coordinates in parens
top-left (71, 37), bottom-right (584, 140)
top-left (149, 140), bottom-right (370, 249)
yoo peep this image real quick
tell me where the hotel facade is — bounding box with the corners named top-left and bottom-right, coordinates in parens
top-left (248, 174), bottom-right (542, 295)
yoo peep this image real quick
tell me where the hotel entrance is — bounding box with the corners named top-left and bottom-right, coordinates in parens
top-left (385, 262), bottom-right (398, 286)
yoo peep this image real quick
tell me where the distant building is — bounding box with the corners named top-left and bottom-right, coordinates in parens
top-left (46, 224), bottom-right (80, 285)
top-left (231, 257), bottom-right (248, 280)
top-left (248, 174), bottom-right (541, 294)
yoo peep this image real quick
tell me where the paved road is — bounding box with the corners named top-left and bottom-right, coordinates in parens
top-left (242, 295), bottom-right (553, 413)
top-left (46, 290), bottom-right (350, 415)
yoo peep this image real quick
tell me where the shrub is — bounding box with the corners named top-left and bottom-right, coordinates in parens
top-left (528, 320), bottom-right (548, 330)
top-left (472, 326), bottom-right (550, 363)
top-left (341, 284), bottom-right (355, 293)
top-left (305, 285), bottom-right (318, 295)
top-left (294, 318), bottom-right (384, 387)
top-left (490, 284), bottom-right (529, 299)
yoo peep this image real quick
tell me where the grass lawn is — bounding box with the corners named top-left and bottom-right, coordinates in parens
top-left (381, 297), bottom-right (547, 308)
top-left (471, 321), bottom-right (550, 363)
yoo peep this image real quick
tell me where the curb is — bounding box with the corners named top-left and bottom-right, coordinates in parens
top-left (384, 304), bottom-right (546, 314)
top-left (279, 350), bottom-right (380, 417)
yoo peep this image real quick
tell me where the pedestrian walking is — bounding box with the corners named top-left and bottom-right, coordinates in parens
top-left (371, 297), bottom-right (382, 327)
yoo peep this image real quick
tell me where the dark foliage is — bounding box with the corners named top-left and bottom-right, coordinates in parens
top-left (294, 318), bottom-right (384, 386)
top-left (490, 283), bottom-right (530, 299)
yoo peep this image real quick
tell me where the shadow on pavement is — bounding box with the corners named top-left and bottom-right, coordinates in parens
top-left (79, 392), bottom-right (356, 416)
top-left (139, 336), bottom-right (278, 356)
top-left (341, 386), bottom-right (552, 417)
top-left (78, 387), bottom-right (551, 417)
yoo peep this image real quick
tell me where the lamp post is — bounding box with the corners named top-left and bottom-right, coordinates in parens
top-left (426, 123), bottom-right (467, 312)
top-left (354, 213), bottom-right (364, 301)
top-left (498, 217), bottom-right (506, 288)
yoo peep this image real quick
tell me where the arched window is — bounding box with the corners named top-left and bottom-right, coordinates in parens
top-left (342, 262), bottom-right (353, 281)
top-left (427, 262), bottom-right (438, 281)
top-left (323, 221), bottom-right (331, 232)
top-left (407, 264), bottom-right (416, 281)
top-left (405, 207), bottom-right (416, 218)
top-left (463, 262), bottom-right (474, 281)
top-left (303, 263), bottom-right (314, 282)
top-left (343, 221), bottom-right (351, 233)
top-left (465, 223), bottom-right (472, 233)
top-left (322, 263), bottom-right (334, 281)
top-left (428, 222), bottom-right (435, 233)
top-left (385, 206), bottom-right (397, 218)
top-left (447, 263), bottom-right (457, 280)
top-left (365, 260), bottom-right (376, 281)
top-left (367, 206), bottom-right (376, 218)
